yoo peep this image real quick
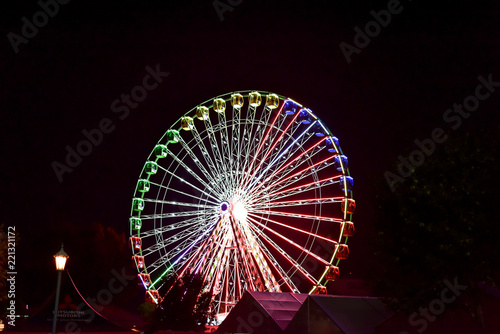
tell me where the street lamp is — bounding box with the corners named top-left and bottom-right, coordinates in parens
top-left (52, 244), bottom-right (68, 334)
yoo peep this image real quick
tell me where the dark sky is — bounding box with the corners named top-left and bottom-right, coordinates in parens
top-left (2, 0), bottom-right (500, 300)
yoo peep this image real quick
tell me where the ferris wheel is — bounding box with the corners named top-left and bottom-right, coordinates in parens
top-left (129, 91), bottom-right (355, 323)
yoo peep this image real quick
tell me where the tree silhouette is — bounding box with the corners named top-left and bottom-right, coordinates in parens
top-left (147, 272), bottom-right (214, 332)
top-left (369, 125), bottom-right (500, 317)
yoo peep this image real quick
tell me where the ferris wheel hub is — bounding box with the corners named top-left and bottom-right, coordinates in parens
top-left (219, 199), bottom-right (248, 222)
top-left (219, 201), bottom-right (230, 215)
top-left (230, 199), bottom-right (248, 222)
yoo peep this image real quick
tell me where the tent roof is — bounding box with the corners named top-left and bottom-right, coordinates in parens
top-left (309, 295), bottom-right (394, 333)
top-left (217, 291), bottom-right (308, 333)
top-left (285, 295), bottom-right (393, 334)
top-left (247, 291), bottom-right (308, 330)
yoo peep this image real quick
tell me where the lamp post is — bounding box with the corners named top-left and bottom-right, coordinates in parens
top-left (52, 244), bottom-right (68, 334)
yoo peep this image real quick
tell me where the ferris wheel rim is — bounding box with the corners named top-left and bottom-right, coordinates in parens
top-left (128, 90), bottom-right (354, 317)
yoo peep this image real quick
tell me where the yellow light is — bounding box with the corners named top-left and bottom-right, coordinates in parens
top-left (54, 244), bottom-right (69, 271)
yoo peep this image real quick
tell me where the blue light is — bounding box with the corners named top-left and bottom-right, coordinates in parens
top-left (298, 109), bottom-right (314, 124)
top-left (283, 100), bottom-right (299, 115)
top-left (313, 123), bottom-right (326, 137)
top-left (340, 176), bottom-right (354, 191)
top-left (326, 136), bottom-right (339, 153)
top-left (334, 155), bottom-right (348, 171)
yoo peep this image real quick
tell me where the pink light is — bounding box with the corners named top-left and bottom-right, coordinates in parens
top-left (168, 225), bottom-right (226, 296)
top-left (235, 256), bottom-right (241, 300)
top-left (246, 217), bottom-right (316, 285)
top-left (254, 174), bottom-right (342, 203)
top-left (229, 218), bottom-right (259, 291)
top-left (253, 238), bottom-right (295, 292)
top-left (247, 216), bottom-right (331, 266)
top-left (247, 212), bottom-right (339, 245)
top-left (239, 102), bottom-right (285, 188)
top-left (250, 208), bottom-right (344, 223)
top-left (253, 196), bottom-right (344, 207)
top-left (250, 156), bottom-right (338, 201)
top-left (201, 229), bottom-right (232, 288)
top-left (240, 108), bottom-right (301, 192)
top-left (193, 219), bottom-right (228, 276)
top-left (68, 271), bottom-right (116, 321)
top-left (255, 136), bottom-right (328, 190)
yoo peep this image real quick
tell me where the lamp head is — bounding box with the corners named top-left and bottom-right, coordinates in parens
top-left (54, 243), bottom-right (69, 271)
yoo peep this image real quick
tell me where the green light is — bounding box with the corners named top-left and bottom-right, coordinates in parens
top-left (151, 263), bottom-right (175, 288)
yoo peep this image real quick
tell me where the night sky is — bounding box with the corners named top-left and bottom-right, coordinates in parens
top-left (2, 0), bottom-right (500, 310)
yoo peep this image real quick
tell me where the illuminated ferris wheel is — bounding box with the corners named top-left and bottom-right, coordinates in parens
top-left (129, 91), bottom-right (355, 323)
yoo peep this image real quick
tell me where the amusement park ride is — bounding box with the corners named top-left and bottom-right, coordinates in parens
top-left (128, 91), bottom-right (355, 325)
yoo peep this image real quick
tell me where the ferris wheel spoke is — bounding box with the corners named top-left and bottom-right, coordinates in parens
top-left (247, 212), bottom-right (340, 247)
top-left (249, 208), bottom-right (343, 223)
top-left (239, 101), bottom-right (286, 190)
top-left (165, 154), bottom-right (224, 202)
top-left (251, 151), bottom-right (333, 197)
top-left (235, 102), bottom-right (267, 187)
top-left (143, 198), bottom-right (214, 210)
top-left (247, 158), bottom-right (338, 204)
top-left (240, 111), bottom-right (301, 192)
top-left (245, 121), bottom-right (317, 192)
top-left (193, 219), bottom-right (232, 277)
top-left (258, 153), bottom-right (329, 199)
top-left (245, 218), bottom-right (318, 287)
top-left (207, 239), bottom-right (232, 296)
top-left (231, 123), bottom-right (243, 190)
top-left (253, 135), bottom-right (326, 193)
top-left (157, 235), bottom-right (213, 298)
top-left (230, 215), bottom-right (281, 292)
top-left (176, 137), bottom-right (225, 195)
top-left (173, 216), bottom-right (224, 272)
top-left (201, 115), bottom-right (228, 183)
top-left (216, 111), bottom-right (233, 183)
top-left (147, 217), bottom-right (219, 282)
top-left (243, 220), bottom-right (298, 292)
top-left (165, 218), bottom-right (228, 293)
top-left (190, 123), bottom-right (224, 180)
top-left (251, 108), bottom-right (300, 169)
top-left (255, 176), bottom-right (342, 206)
top-left (140, 208), bottom-right (215, 220)
top-left (246, 215), bottom-right (331, 267)
top-left (257, 119), bottom-right (313, 174)
top-left (198, 221), bottom-right (232, 287)
top-left (139, 215), bottom-right (214, 238)
top-left (250, 197), bottom-right (343, 209)
top-left (141, 218), bottom-right (214, 257)
top-left (228, 101), bottom-right (244, 190)
top-left (149, 180), bottom-right (219, 206)
top-left (163, 151), bottom-right (223, 201)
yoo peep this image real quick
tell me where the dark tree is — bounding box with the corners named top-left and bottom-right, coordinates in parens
top-left (147, 272), bottom-right (214, 332)
top-left (369, 125), bottom-right (500, 316)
